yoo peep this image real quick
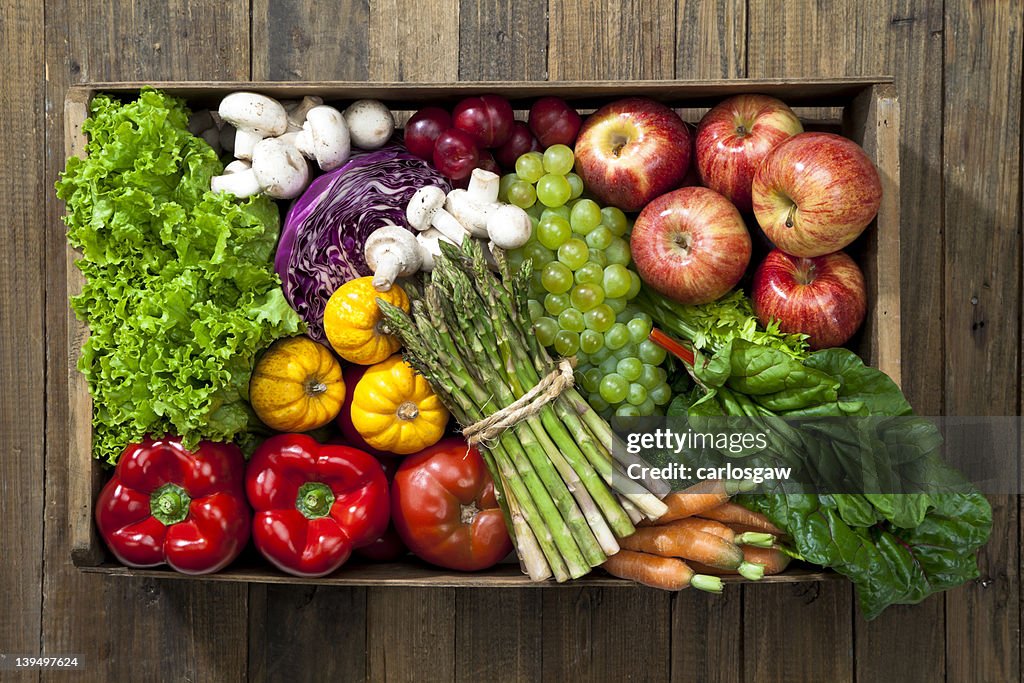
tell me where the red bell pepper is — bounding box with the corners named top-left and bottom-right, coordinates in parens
top-left (94, 437), bottom-right (250, 575)
top-left (354, 455), bottom-right (408, 562)
top-left (391, 438), bottom-right (512, 571)
top-left (246, 433), bottom-right (389, 577)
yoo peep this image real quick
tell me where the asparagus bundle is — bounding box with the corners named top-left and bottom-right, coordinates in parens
top-left (378, 239), bottom-right (668, 582)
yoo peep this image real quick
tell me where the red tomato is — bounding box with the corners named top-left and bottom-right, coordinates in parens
top-left (391, 438), bottom-right (512, 571)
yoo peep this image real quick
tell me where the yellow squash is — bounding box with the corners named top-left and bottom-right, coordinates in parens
top-left (250, 337), bottom-right (346, 432)
top-left (324, 277), bottom-right (409, 365)
top-left (350, 354), bottom-right (449, 455)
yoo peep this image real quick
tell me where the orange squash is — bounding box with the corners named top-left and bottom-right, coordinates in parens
top-left (249, 337), bottom-right (345, 432)
top-left (323, 277), bottom-right (409, 365)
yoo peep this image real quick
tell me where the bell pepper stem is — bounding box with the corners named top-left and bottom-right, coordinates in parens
top-left (296, 481), bottom-right (336, 519)
top-left (150, 483), bottom-right (191, 525)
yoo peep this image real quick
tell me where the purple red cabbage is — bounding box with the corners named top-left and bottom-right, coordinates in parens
top-left (275, 143), bottom-right (451, 340)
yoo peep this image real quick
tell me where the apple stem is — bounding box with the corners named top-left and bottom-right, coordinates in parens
top-left (785, 204), bottom-right (797, 229)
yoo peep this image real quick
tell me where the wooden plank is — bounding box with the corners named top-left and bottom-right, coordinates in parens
top-left (943, 1), bottom-right (1023, 682)
top-left (743, 583), bottom-right (854, 682)
top-left (455, 590), bottom-right (542, 682)
top-left (0, 0), bottom-right (45, 671)
top-left (675, 0), bottom-right (746, 79)
top-left (41, 1), bottom-right (252, 681)
top-left (548, 0), bottom-right (676, 80)
top-left (368, 0), bottom-right (460, 82)
top-left (252, 0), bottom-right (369, 80)
top-left (248, 585), bottom-right (367, 682)
top-left (458, 0), bottom-right (547, 81)
top-left (541, 587), bottom-right (671, 681)
top-left (367, 587), bottom-right (455, 682)
top-left (670, 588), bottom-right (742, 683)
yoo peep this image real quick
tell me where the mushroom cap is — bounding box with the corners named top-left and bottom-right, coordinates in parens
top-left (251, 138), bottom-right (310, 199)
top-left (487, 204), bottom-right (533, 249)
top-left (365, 225), bottom-right (421, 271)
top-left (297, 106), bottom-right (352, 171)
top-left (218, 92), bottom-right (288, 137)
top-left (406, 186), bottom-right (448, 230)
top-left (445, 188), bottom-right (494, 237)
top-left (344, 99), bottom-right (395, 150)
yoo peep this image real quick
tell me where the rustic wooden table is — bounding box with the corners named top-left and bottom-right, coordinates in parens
top-left (2, 1), bottom-right (1020, 681)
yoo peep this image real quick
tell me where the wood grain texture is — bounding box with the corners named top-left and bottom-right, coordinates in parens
top-left (675, 0), bottom-right (746, 79)
top-left (0, 0), bottom-right (45, 669)
top-left (541, 587), bottom-right (671, 681)
top-left (367, 587), bottom-right (455, 682)
top-left (252, 0), bottom-right (369, 80)
top-left (548, 0), bottom-right (676, 80)
top-left (458, 0), bottom-right (547, 80)
top-left (368, 0), bottom-right (459, 81)
top-left (455, 590), bottom-right (542, 682)
top-left (943, 2), bottom-right (1023, 680)
top-left (670, 589), bottom-right (742, 683)
top-left (41, 1), bottom-right (251, 680)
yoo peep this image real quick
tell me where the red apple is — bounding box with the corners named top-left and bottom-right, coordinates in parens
top-left (528, 96), bottom-right (583, 148)
top-left (752, 249), bottom-right (866, 349)
top-left (631, 187), bottom-right (751, 304)
top-left (752, 132), bottom-right (882, 257)
top-left (695, 94), bottom-right (803, 213)
top-left (574, 98), bottom-right (691, 212)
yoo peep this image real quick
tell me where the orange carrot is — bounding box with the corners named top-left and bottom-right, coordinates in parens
top-left (619, 523), bottom-right (745, 569)
top-left (697, 502), bottom-right (782, 535)
top-left (671, 517), bottom-right (776, 548)
top-left (690, 546), bottom-right (792, 577)
top-left (655, 479), bottom-right (732, 524)
top-left (602, 550), bottom-right (722, 593)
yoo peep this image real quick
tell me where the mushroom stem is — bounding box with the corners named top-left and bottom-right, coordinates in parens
top-left (287, 96), bottom-right (324, 131)
top-left (467, 168), bottom-right (500, 204)
top-left (371, 254), bottom-right (403, 292)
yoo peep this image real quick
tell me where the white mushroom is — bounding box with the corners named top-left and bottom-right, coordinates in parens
top-left (211, 160), bottom-right (261, 198)
top-left (406, 186), bottom-right (472, 244)
top-left (251, 138), bottom-right (310, 199)
top-left (286, 96), bottom-right (324, 132)
top-left (416, 228), bottom-right (454, 272)
top-left (294, 105), bottom-right (351, 171)
top-left (445, 168), bottom-right (502, 237)
top-left (487, 204), bottom-right (533, 250)
top-left (218, 92), bottom-right (288, 161)
top-left (343, 99), bottom-right (395, 150)
top-left (364, 226), bottom-right (423, 291)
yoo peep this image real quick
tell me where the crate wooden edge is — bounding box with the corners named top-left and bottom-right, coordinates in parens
top-left (63, 79), bottom-right (901, 583)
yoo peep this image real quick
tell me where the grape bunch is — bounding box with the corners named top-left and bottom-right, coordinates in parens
top-left (502, 145), bottom-right (671, 418)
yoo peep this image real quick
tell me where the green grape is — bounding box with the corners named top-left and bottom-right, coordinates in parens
top-left (638, 364), bottom-right (661, 390)
top-left (566, 172), bottom-right (584, 200)
top-left (649, 382), bottom-right (672, 406)
top-left (543, 144), bottom-right (575, 175)
top-left (588, 393), bottom-right (610, 413)
top-left (553, 330), bottom-right (580, 356)
top-left (601, 206), bottom-right (629, 237)
top-left (599, 373), bottom-right (629, 404)
top-left (598, 355), bottom-right (619, 376)
top-left (579, 366), bottom-right (603, 394)
top-left (508, 180), bottom-right (537, 209)
top-left (627, 383), bottom-right (648, 406)
top-left (498, 173), bottom-right (518, 202)
top-left (588, 248), bottom-right (608, 267)
top-left (541, 262), bottom-right (573, 294)
top-left (557, 238), bottom-right (589, 270)
top-left (580, 329), bottom-right (603, 354)
top-left (526, 201), bottom-right (546, 221)
top-left (638, 339), bottom-right (667, 365)
top-left (529, 272), bottom-right (545, 296)
top-left (534, 317), bottom-right (558, 347)
top-left (616, 342), bottom-right (639, 360)
top-left (574, 262), bottom-right (604, 285)
top-left (638, 398), bottom-right (657, 415)
top-left (506, 248), bottom-right (526, 272)
top-left (576, 351), bottom-right (592, 367)
top-left (541, 206), bottom-right (571, 223)
top-left (625, 271), bottom-right (643, 299)
top-left (570, 199), bottom-right (603, 235)
top-left (515, 152), bottom-right (545, 183)
top-left (605, 237), bottom-right (631, 265)
top-left (627, 315), bottom-right (653, 343)
top-left (583, 304), bottom-right (616, 332)
top-left (602, 264), bottom-right (632, 299)
top-left (605, 296), bottom-right (628, 314)
top-left (605, 322), bottom-right (630, 351)
top-left (616, 357), bottom-right (643, 382)
top-left (528, 299), bottom-right (544, 321)
top-left (536, 173), bottom-right (572, 207)
top-left (544, 292), bottom-right (570, 316)
top-left (537, 216), bottom-right (572, 250)
top-left (585, 226), bottom-right (614, 250)
top-left (570, 283), bottom-right (605, 312)
top-left (591, 345), bottom-right (612, 363)
top-left (558, 308), bottom-right (585, 333)
top-left (616, 404), bottom-right (642, 418)
top-left (523, 241), bottom-right (555, 267)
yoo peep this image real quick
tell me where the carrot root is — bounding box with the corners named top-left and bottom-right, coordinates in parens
top-left (697, 502), bottom-right (783, 535)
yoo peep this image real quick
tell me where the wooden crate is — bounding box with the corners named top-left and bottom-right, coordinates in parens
top-left (64, 78), bottom-right (901, 585)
